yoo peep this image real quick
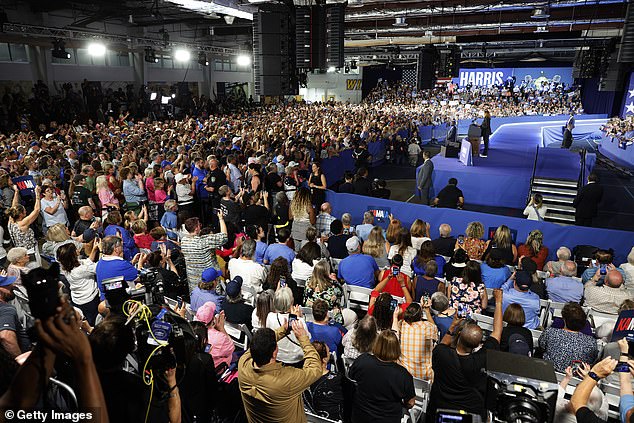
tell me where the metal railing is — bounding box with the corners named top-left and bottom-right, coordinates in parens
top-left (527, 145), bottom-right (540, 204)
top-left (577, 148), bottom-right (587, 190)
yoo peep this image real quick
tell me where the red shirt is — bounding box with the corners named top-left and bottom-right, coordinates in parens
top-left (517, 244), bottom-right (549, 270)
top-left (134, 233), bottom-right (154, 250)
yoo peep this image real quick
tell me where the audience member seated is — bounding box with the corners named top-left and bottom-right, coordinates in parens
top-left (190, 267), bottom-right (225, 313)
top-left (41, 223), bottom-right (82, 258)
top-left (342, 314), bottom-right (378, 360)
top-left (443, 248), bottom-right (468, 281)
top-left (580, 249), bottom-right (626, 284)
top-left (252, 289), bottom-right (275, 330)
top-left (195, 301), bottom-right (235, 369)
top-left (412, 240), bottom-right (446, 279)
top-left (538, 302), bottom-right (598, 372)
top-left (501, 270), bottom-right (541, 329)
top-left (306, 340), bottom-right (344, 421)
top-left (303, 259), bottom-right (344, 324)
top-left (413, 260), bottom-right (446, 302)
top-left (431, 224), bottom-right (456, 257)
top-left (447, 260), bottom-right (488, 315)
top-left (517, 229), bottom-right (549, 270)
top-left (394, 301), bottom-right (438, 380)
top-left (500, 303), bottom-right (533, 356)
top-left (362, 226), bottom-right (390, 269)
top-left (428, 289), bottom-right (503, 420)
top-left (482, 225), bottom-right (517, 265)
top-left (385, 217), bottom-right (402, 245)
top-left (368, 292), bottom-right (396, 331)
top-left (584, 269), bottom-right (631, 314)
top-left (222, 276), bottom-right (254, 330)
top-left (341, 213), bottom-right (355, 236)
top-left (238, 320), bottom-right (321, 422)
top-left (546, 260), bottom-right (584, 303)
top-left (327, 219), bottom-right (352, 260)
top-left (263, 228), bottom-right (295, 267)
top-left (6, 247), bottom-right (31, 286)
top-left (557, 363), bottom-right (608, 423)
top-left (455, 221), bottom-right (487, 261)
top-left (545, 246), bottom-right (572, 277)
top-left (264, 257), bottom-right (300, 303)
top-left (569, 357), bottom-right (618, 422)
top-left (431, 292), bottom-right (455, 339)
top-left (410, 219), bottom-right (431, 251)
top-left (370, 254), bottom-right (413, 308)
top-left (388, 228), bottom-right (417, 278)
top-left (480, 248), bottom-right (512, 289)
top-left (306, 299), bottom-right (344, 354)
top-left (291, 242), bottom-right (320, 282)
top-left (315, 202), bottom-right (336, 237)
top-left (337, 236), bottom-right (378, 289)
top-left (349, 330), bottom-right (415, 423)
top-left (432, 177), bottom-right (464, 209)
top-left (299, 226), bottom-right (330, 260)
top-left (228, 239), bottom-right (267, 293)
top-left (355, 211), bottom-right (375, 242)
top-left (619, 246), bottom-right (634, 290)
top-left (245, 225), bottom-right (268, 265)
top-left (266, 288), bottom-right (311, 365)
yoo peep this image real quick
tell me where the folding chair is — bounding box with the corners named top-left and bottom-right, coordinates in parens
top-left (345, 285), bottom-right (373, 311)
top-left (302, 306), bottom-right (314, 322)
top-left (587, 309), bottom-right (617, 331)
top-left (224, 322), bottom-right (253, 351)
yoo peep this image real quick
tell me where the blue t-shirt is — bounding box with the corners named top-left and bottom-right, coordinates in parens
top-left (192, 166), bottom-right (208, 199)
top-left (337, 253), bottom-right (378, 289)
top-left (160, 211), bottom-right (178, 230)
top-left (433, 315), bottom-right (453, 339)
top-left (104, 224), bottom-right (139, 261)
top-left (481, 263), bottom-right (512, 289)
top-left (95, 257), bottom-right (139, 300)
top-left (411, 255), bottom-right (445, 278)
top-left (190, 287), bottom-right (225, 313)
top-left (263, 243), bottom-right (296, 267)
top-left (306, 321), bottom-right (343, 354)
top-left (255, 241), bottom-right (268, 264)
top-left (501, 278), bottom-right (541, 329)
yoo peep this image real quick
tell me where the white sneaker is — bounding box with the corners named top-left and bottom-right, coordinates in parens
top-left (479, 153), bottom-right (488, 158)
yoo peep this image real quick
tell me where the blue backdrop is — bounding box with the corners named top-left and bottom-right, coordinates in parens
top-left (326, 190), bottom-right (634, 265)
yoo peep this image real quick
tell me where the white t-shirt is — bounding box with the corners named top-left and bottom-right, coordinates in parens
top-left (291, 258), bottom-right (314, 282)
top-left (62, 259), bottom-right (99, 305)
top-left (411, 236), bottom-right (431, 251)
top-left (388, 245), bottom-right (417, 278)
top-left (176, 183), bottom-right (193, 204)
top-left (41, 197), bottom-right (69, 227)
top-left (265, 312), bottom-right (311, 364)
top-left (228, 257), bottom-right (267, 292)
top-left (523, 204), bottom-right (548, 221)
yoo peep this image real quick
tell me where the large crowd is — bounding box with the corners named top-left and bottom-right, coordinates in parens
top-left (602, 116), bottom-right (634, 145)
top-left (0, 78), bottom-right (632, 423)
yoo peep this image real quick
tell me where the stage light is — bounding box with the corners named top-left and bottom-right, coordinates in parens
top-left (237, 54), bottom-right (251, 67)
top-left (171, 93), bottom-right (176, 98)
top-left (174, 49), bottom-right (191, 62)
top-left (52, 40), bottom-right (71, 60)
top-left (87, 42), bottom-right (106, 57)
top-left (350, 60), bottom-right (357, 70)
top-left (144, 47), bottom-right (159, 63)
top-left (198, 52), bottom-right (209, 66)
top-left (327, 66), bottom-right (336, 73)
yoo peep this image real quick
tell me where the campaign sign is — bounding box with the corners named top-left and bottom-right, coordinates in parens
top-left (13, 176), bottom-right (35, 198)
top-left (611, 310), bottom-right (634, 342)
top-left (458, 68), bottom-right (513, 87)
top-left (459, 139), bottom-right (473, 167)
top-left (367, 206), bottom-right (391, 229)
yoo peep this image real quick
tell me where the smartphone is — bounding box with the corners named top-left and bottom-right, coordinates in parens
top-left (458, 235), bottom-right (465, 245)
top-left (279, 276), bottom-right (286, 288)
top-left (389, 298), bottom-right (398, 312)
top-left (176, 296), bottom-right (183, 308)
top-left (391, 266), bottom-right (400, 277)
top-left (457, 304), bottom-right (467, 318)
top-left (204, 344), bottom-right (211, 353)
top-left (288, 313), bottom-right (298, 325)
top-left (600, 264), bottom-right (607, 275)
top-left (571, 360), bottom-right (583, 375)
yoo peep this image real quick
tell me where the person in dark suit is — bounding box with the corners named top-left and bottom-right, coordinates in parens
top-left (479, 110), bottom-right (492, 158)
top-left (416, 150), bottom-right (434, 205)
top-left (561, 122), bottom-right (574, 149)
top-left (572, 173), bottom-right (603, 227)
top-left (352, 167), bottom-right (372, 196)
top-left (446, 120), bottom-right (458, 144)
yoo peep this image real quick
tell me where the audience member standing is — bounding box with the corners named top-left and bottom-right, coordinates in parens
top-left (573, 173), bottom-right (603, 227)
top-left (416, 151), bottom-right (433, 205)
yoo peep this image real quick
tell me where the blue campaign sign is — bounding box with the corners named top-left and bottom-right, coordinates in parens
top-left (12, 175), bottom-right (35, 198)
top-left (367, 206), bottom-right (391, 229)
top-left (611, 309), bottom-right (634, 342)
top-left (458, 68), bottom-right (513, 87)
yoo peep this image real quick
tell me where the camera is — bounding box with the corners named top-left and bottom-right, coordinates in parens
top-left (136, 268), bottom-right (165, 306)
top-left (23, 264), bottom-right (63, 320)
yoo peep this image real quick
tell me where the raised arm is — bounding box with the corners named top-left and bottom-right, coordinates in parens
top-left (570, 357), bottom-right (617, 414)
top-left (21, 185), bottom-right (42, 228)
top-left (489, 288), bottom-right (503, 342)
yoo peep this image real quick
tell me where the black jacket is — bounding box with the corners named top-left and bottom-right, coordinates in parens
top-left (573, 182), bottom-right (603, 218)
top-left (562, 128), bottom-right (573, 149)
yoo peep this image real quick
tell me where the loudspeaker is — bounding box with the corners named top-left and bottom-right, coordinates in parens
top-left (295, 6), bottom-right (311, 69)
top-left (326, 4), bottom-right (345, 69)
top-left (418, 46), bottom-right (437, 89)
top-left (618, 2), bottom-right (634, 63)
top-left (253, 4), bottom-right (297, 96)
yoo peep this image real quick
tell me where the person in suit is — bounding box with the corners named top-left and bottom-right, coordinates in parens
top-left (572, 173), bottom-right (603, 227)
top-left (479, 110), bottom-right (492, 158)
top-left (561, 121), bottom-right (574, 149)
top-left (416, 150), bottom-right (434, 205)
top-left (446, 120), bottom-right (458, 145)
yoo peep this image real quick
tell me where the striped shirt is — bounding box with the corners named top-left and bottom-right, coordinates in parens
top-left (181, 232), bottom-right (228, 291)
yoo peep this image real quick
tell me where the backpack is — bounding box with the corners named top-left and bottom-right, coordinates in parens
top-left (508, 333), bottom-right (531, 357)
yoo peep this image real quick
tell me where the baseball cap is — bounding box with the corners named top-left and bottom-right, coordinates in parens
top-left (82, 228), bottom-right (97, 243)
top-left (225, 276), bottom-right (243, 298)
top-left (195, 301), bottom-right (217, 325)
top-left (232, 136), bottom-right (242, 144)
top-left (202, 267), bottom-right (222, 283)
top-left (515, 271), bottom-right (533, 290)
top-left (175, 173), bottom-right (188, 183)
top-left (0, 275), bottom-right (17, 287)
top-left (161, 160), bottom-right (172, 168)
top-left (288, 161), bottom-right (299, 168)
top-left (346, 236), bottom-right (361, 252)
top-left (276, 155), bottom-right (285, 163)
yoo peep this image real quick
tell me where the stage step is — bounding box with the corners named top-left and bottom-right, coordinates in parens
top-left (533, 177), bottom-right (578, 189)
top-left (539, 194), bottom-right (575, 205)
top-left (545, 212), bottom-right (575, 225)
top-left (531, 185), bottom-right (578, 196)
top-left (545, 203), bottom-right (576, 214)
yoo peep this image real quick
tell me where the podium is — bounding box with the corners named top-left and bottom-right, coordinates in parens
top-left (459, 138), bottom-right (473, 166)
top-left (467, 123), bottom-right (482, 155)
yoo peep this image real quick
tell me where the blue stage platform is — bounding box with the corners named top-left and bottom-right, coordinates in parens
top-left (425, 116), bottom-right (604, 209)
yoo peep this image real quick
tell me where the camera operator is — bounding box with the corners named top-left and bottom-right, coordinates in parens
top-left (426, 288), bottom-right (504, 422)
top-left (0, 298), bottom-right (109, 423)
top-left (143, 247), bottom-right (180, 300)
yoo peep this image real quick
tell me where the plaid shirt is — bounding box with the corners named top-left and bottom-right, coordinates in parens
top-left (315, 212), bottom-right (336, 235)
top-left (398, 320), bottom-right (438, 380)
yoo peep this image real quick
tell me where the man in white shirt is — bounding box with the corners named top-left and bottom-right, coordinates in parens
top-left (228, 239), bottom-right (267, 294)
top-left (227, 154), bottom-right (242, 193)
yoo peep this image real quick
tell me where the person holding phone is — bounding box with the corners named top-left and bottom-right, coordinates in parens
top-left (369, 254), bottom-right (413, 313)
top-left (265, 288), bottom-right (311, 366)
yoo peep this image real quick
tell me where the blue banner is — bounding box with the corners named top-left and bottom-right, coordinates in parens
top-left (611, 310), bottom-right (634, 342)
top-left (456, 67), bottom-right (573, 88)
top-left (13, 176), bottom-right (35, 198)
top-left (621, 72), bottom-right (634, 118)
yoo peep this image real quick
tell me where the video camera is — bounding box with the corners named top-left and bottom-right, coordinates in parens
top-left (102, 268), bottom-right (165, 312)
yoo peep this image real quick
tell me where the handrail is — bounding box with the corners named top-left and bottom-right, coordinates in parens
top-left (578, 148), bottom-right (587, 190)
top-left (528, 145), bottom-right (540, 204)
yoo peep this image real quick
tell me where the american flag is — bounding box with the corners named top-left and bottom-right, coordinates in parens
top-left (621, 72), bottom-right (634, 118)
top-left (402, 67), bottom-right (417, 88)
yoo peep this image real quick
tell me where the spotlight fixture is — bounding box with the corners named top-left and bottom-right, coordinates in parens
top-left (224, 15), bottom-right (235, 25)
top-left (144, 47), bottom-right (159, 63)
top-left (327, 66), bottom-right (336, 73)
top-left (198, 52), bottom-right (209, 66)
top-left (87, 42), bottom-right (106, 57)
top-left (52, 40), bottom-right (71, 60)
top-left (344, 65), bottom-right (350, 73)
top-left (236, 54), bottom-right (251, 67)
top-left (350, 60), bottom-right (357, 70)
top-left (174, 49), bottom-right (191, 62)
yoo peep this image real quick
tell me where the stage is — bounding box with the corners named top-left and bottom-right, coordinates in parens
top-left (425, 116), bottom-right (603, 209)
